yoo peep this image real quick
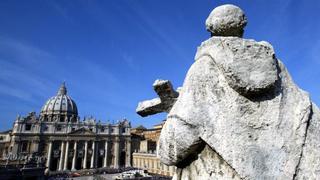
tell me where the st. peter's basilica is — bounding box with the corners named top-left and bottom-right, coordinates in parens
top-left (0, 83), bottom-right (131, 174)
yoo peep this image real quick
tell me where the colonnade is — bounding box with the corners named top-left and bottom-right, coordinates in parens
top-left (132, 153), bottom-right (175, 176)
top-left (46, 138), bottom-right (131, 172)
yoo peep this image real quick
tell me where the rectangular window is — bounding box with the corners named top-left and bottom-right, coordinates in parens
top-left (25, 124), bottom-right (31, 131)
top-left (56, 125), bottom-right (62, 131)
top-left (21, 142), bottom-right (28, 152)
top-left (60, 116), bottom-right (65, 122)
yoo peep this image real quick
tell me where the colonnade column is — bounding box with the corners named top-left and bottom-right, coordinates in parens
top-left (103, 140), bottom-right (108, 167)
top-left (58, 141), bottom-right (65, 171)
top-left (125, 138), bottom-right (131, 167)
top-left (153, 159), bottom-right (157, 173)
top-left (71, 141), bottom-right (77, 171)
top-left (114, 137), bottom-right (119, 168)
top-left (63, 141), bottom-right (69, 170)
top-left (45, 141), bottom-right (53, 173)
top-left (83, 141), bottom-right (88, 169)
top-left (170, 166), bottom-right (175, 176)
top-left (90, 141), bottom-right (95, 168)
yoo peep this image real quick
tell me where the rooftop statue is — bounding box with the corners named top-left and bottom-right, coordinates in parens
top-left (137, 4), bottom-right (320, 179)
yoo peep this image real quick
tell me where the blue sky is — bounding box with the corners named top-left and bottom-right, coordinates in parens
top-left (0, 0), bottom-right (320, 131)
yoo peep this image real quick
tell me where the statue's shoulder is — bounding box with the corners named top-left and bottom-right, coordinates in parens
top-left (195, 37), bottom-right (273, 61)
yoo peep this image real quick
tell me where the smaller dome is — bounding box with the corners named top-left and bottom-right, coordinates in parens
top-left (40, 83), bottom-right (78, 121)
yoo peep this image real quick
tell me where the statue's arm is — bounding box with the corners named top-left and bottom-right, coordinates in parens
top-left (159, 55), bottom-right (221, 166)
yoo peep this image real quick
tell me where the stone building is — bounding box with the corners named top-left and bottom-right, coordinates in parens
top-left (0, 83), bottom-right (131, 174)
top-left (0, 130), bottom-right (11, 159)
top-left (131, 121), bottom-right (175, 176)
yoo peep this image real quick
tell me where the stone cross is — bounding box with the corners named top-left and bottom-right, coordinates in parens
top-left (136, 79), bottom-right (179, 117)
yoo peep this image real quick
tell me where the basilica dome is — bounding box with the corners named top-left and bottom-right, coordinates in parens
top-left (40, 83), bottom-right (78, 122)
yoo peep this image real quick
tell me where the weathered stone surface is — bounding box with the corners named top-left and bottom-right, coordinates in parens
top-left (158, 49), bottom-right (320, 179)
top-left (138, 4), bottom-right (320, 180)
top-left (158, 48), bottom-right (317, 178)
top-left (173, 145), bottom-right (241, 180)
top-left (136, 79), bottom-right (179, 117)
top-left (153, 79), bottom-right (179, 100)
top-left (295, 103), bottom-right (320, 179)
top-left (195, 37), bottom-right (279, 96)
top-left (206, 4), bottom-right (247, 37)
top-left (136, 97), bottom-right (162, 117)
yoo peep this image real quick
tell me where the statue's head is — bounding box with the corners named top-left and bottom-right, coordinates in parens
top-left (206, 4), bottom-right (247, 37)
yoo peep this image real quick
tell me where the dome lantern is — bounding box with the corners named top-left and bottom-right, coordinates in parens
top-left (57, 82), bottom-right (67, 95)
top-left (40, 83), bottom-right (78, 122)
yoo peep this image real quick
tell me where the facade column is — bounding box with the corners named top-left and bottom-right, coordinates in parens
top-left (94, 142), bottom-right (98, 168)
top-left (167, 164), bottom-right (170, 176)
top-left (63, 141), bottom-right (69, 170)
top-left (113, 137), bottom-right (120, 168)
top-left (141, 158), bottom-right (143, 169)
top-left (71, 141), bottom-right (77, 171)
top-left (11, 143), bottom-right (19, 154)
top-left (45, 141), bottom-right (53, 173)
top-left (58, 141), bottom-right (65, 171)
top-left (83, 141), bottom-right (88, 169)
top-left (32, 140), bottom-right (39, 153)
top-left (90, 141), bottom-right (95, 168)
top-left (103, 140), bottom-right (108, 167)
top-left (170, 166), bottom-right (175, 176)
top-left (11, 137), bottom-right (19, 154)
top-left (125, 138), bottom-right (131, 167)
top-left (153, 159), bottom-right (157, 173)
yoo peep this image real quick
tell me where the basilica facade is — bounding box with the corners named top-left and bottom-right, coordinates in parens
top-left (0, 83), bottom-right (131, 174)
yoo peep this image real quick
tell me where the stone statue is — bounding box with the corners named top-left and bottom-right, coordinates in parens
top-left (137, 4), bottom-right (320, 179)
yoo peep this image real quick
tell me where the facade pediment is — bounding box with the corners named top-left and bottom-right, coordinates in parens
top-left (68, 128), bottom-right (96, 135)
